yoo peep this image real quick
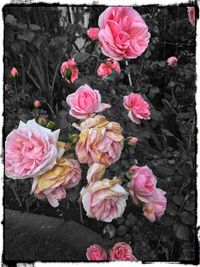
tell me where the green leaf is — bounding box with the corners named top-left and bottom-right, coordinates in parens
top-left (65, 68), bottom-right (72, 80)
top-left (172, 195), bottom-right (184, 206)
top-left (75, 52), bottom-right (90, 63)
top-left (159, 215), bottom-right (174, 225)
top-left (104, 69), bottom-right (121, 81)
top-left (55, 110), bottom-right (68, 129)
top-left (166, 202), bottom-right (179, 216)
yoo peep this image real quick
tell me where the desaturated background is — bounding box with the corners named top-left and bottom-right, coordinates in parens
top-left (1, 0), bottom-right (199, 266)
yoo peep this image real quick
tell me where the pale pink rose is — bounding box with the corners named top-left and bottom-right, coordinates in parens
top-left (5, 119), bottom-right (62, 179)
top-left (98, 7), bottom-right (150, 61)
top-left (86, 163), bottom-right (107, 183)
top-left (87, 27), bottom-right (100, 41)
top-left (123, 93), bottom-right (151, 124)
top-left (167, 56), bottom-right (178, 67)
top-left (66, 84), bottom-right (111, 120)
top-left (61, 58), bottom-right (78, 83)
top-left (74, 115), bottom-right (124, 166)
top-left (80, 177), bottom-right (128, 222)
top-left (97, 58), bottom-right (121, 79)
top-left (129, 165), bottom-right (157, 204)
top-left (109, 242), bottom-right (137, 261)
top-left (31, 157), bottom-right (82, 207)
top-left (187, 7), bottom-right (195, 27)
top-left (143, 188), bottom-right (167, 222)
top-left (86, 244), bottom-right (107, 261)
top-left (128, 137), bottom-right (138, 145)
top-left (10, 67), bottom-right (18, 78)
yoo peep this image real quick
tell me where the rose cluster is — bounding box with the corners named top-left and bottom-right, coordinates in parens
top-left (86, 242), bottom-right (137, 261)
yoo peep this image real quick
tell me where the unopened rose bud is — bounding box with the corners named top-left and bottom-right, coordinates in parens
top-left (69, 133), bottom-right (79, 144)
top-left (37, 117), bottom-right (47, 127)
top-left (46, 121), bottom-right (55, 130)
top-left (34, 100), bottom-right (41, 108)
top-left (167, 57), bottom-right (178, 67)
top-left (5, 84), bottom-right (11, 91)
top-left (87, 27), bottom-right (99, 41)
top-left (10, 67), bottom-right (18, 78)
top-left (128, 137), bottom-right (138, 145)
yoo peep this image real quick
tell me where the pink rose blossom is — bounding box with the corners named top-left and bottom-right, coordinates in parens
top-left (61, 58), bottom-right (78, 83)
top-left (5, 119), bottom-right (62, 179)
top-left (86, 163), bottom-right (107, 183)
top-left (86, 244), bottom-right (107, 261)
top-left (98, 7), bottom-right (150, 61)
top-left (87, 27), bottom-right (100, 41)
top-left (129, 165), bottom-right (157, 204)
top-left (66, 84), bottom-right (111, 120)
top-left (128, 137), bottom-right (138, 145)
top-left (187, 7), bottom-right (195, 27)
top-left (167, 56), bottom-right (178, 67)
top-left (143, 188), bottom-right (167, 222)
top-left (80, 177), bottom-right (128, 222)
top-left (31, 157), bottom-right (82, 207)
top-left (109, 242), bottom-right (137, 261)
top-left (97, 58), bottom-right (121, 79)
top-left (74, 115), bottom-right (124, 166)
top-left (123, 93), bottom-right (151, 124)
top-left (10, 67), bottom-right (18, 78)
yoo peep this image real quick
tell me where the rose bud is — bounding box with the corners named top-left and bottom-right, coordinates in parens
top-left (128, 137), bottom-right (138, 145)
top-left (103, 224), bottom-right (116, 239)
top-left (34, 100), bottom-right (41, 108)
top-left (60, 58), bottom-right (78, 84)
top-left (187, 7), bottom-right (195, 27)
top-left (167, 56), bottom-right (178, 67)
top-left (10, 67), bottom-right (18, 78)
top-left (87, 27), bottom-right (99, 41)
top-left (86, 244), bottom-right (107, 261)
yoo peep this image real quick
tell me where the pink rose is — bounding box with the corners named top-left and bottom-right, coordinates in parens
top-left (123, 93), bottom-right (151, 124)
top-left (66, 84), bottom-right (111, 120)
top-left (86, 244), bottom-right (107, 261)
top-left (128, 137), bottom-right (138, 145)
top-left (33, 100), bottom-right (41, 108)
top-left (10, 67), bottom-right (18, 78)
top-left (80, 177), bottom-right (128, 222)
top-left (167, 56), bottom-right (178, 67)
top-left (86, 163), bottom-right (107, 183)
top-left (98, 7), bottom-right (150, 61)
top-left (97, 58), bottom-right (121, 79)
top-left (31, 157), bottom-right (82, 207)
top-left (187, 7), bottom-right (195, 27)
top-left (87, 27), bottom-right (100, 41)
top-left (109, 242), bottom-right (137, 261)
top-left (74, 115), bottom-right (124, 166)
top-left (143, 188), bottom-right (167, 222)
top-left (129, 165), bottom-right (157, 204)
top-left (5, 119), bottom-right (62, 179)
top-left (61, 58), bottom-right (78, 83)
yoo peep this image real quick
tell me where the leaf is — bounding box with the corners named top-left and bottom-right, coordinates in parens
top-left (150, 109), bottom-right (163, 122)
top-left (166, 202), bottom-right (179, 216)
top-left (29, 24), bottom-right (41, 31)
top-left (173, 224), bottom-right (190, 241)
top-left (184, 198), bottom-right (195, 212)
top-left (5, 14), bottom-right (16, 25)
top-left (159, 215), bottom-right (174, 225)
top-left (18, 30), bottom-right (34, 42)
top-left (180, 211), bottom-right (195, 225)
top-left (158, 61), bottom-right (166, 67)
top-left (55, 110), bottom-right (68, 129)
top-left (75, 52), bottom-right (90, 63)
top-left (172, 195), bottom-right (184, 206)
top-left (152, 165), bottom-right (174, 178)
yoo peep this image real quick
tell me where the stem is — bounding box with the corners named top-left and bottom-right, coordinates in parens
top-left (125, 61), bottom-right (132, 86)
top-left (14, 79), bottom-right (17, 95)
top-left (79, 202), bottom-right (84, 224)
top-left (45, 102), bottom-right (56, 120)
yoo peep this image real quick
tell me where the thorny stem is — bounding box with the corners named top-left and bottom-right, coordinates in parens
top-left (45, 102), bottom-right (56, 120)
top-left (14, 79), bottom-right (17, 95)
top-left (125, 61), bottom-right (133, 86)
top-left (9, 181), bottom-right (23, 208)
